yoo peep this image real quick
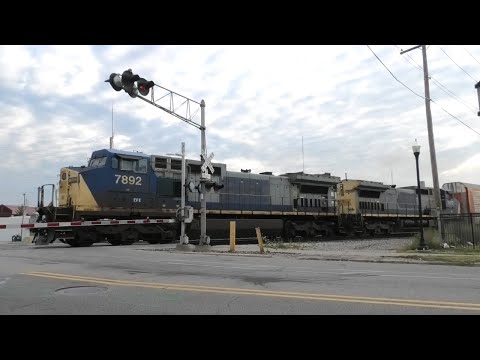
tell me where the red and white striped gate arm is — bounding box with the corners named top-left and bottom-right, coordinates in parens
top-left (0, 218), bottom-right (177, 230)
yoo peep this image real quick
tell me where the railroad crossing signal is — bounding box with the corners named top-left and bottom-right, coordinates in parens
top-left (105, 67), bottom-right (212, 247)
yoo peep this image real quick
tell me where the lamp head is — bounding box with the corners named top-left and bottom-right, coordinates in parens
top-left (412, 139), bottom-right (420, 155)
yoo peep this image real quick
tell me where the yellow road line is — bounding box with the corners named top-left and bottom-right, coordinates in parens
top-left (22, 271), bottom-right (480, 311)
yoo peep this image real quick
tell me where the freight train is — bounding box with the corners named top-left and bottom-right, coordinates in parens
top-left (31, 148), bottom-right (461, 246)
top-left (441, 182), bottom-right (480, 214)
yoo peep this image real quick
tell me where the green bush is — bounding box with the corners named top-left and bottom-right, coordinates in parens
top-left (403, 228), bottom-right (442, 250)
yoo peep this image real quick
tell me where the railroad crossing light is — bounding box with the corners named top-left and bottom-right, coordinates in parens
top-left (137, 78), bottom-right (155, 96)
top-left (204, 181), bottom-right (214, 191)
top-left (186, 181), bottom-right (196, 193)
top-left (185, 180), bottom-right (201, 194)
top-left (205, 181), bottom-right (224, 192)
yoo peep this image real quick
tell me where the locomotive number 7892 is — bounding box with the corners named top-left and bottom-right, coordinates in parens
top-left (115, 174), bottom-right (142, 186)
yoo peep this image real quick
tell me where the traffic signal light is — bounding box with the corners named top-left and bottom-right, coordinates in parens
top-left (105, 69), bottom-right (155, 98)
top-left (105, 73), bottom-right (123, 91)
top-left (137, 78), bottom-right (155, 96)
top-left (121, 69), bottom-right (140, 98)
top-left (121, 69), bottom-right (140, 86)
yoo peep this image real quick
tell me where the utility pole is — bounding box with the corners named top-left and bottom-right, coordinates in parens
top-left (400, 45), bottom-right (442, 237)
top-left (180, 142), bottom-right (187, 245)
top-left (199, 100), bottom-right (209, 246)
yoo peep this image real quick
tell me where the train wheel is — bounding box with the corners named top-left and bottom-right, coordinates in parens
top-left (146, 229), bottom-right (167, 244)
top-left (369, 226), bottom-right (383, 237)
top-left (121, 229), bottom-right (139, 245)
top-left (284, 220), bottom-right (296, 240)
top-left (66, 238), bottom-right (93, 247)
top-left (66, 231), bottom-right (94, 247)
top-left (106, 233), bottom-right (122, 246)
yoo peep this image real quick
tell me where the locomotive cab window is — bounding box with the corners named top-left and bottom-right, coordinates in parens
top-left (113, 156), bottom-right (148, 173)
top-left (88, 156), bottom-right (107, 168)
top-left (171, 159), bottom-right (182, 171)
top-left (136, 159), bottom-right (147, 173)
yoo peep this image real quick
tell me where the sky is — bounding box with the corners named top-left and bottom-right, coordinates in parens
top-left (0, 45), bottom-right (479, 207)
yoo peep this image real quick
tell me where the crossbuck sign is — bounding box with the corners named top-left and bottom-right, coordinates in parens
top-left (201, 152), bottom-right (215, 174)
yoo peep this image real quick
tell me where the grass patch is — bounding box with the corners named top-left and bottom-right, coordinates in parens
top-left (438, 248), bottom-right (480, 255)
top-left (400, 228), bottom-right (480, 265)
top-left (402, 228), bottom-right (443, 251)
top-left (401, 227), bottom-right (479, 253)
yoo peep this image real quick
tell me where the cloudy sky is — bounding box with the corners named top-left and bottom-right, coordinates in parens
top-left (1, 45), bottom-right (479, 206)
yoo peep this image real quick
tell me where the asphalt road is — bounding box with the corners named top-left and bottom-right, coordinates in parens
top-left (1, 242), bottom-right (480, 314)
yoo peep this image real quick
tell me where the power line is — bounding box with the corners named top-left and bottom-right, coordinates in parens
top-left (405, 54), bottom-right (424, 72)
top-left (394, 45), bottom-right (478, 114)
top-left (431, 99), bottom-right (480, 136)
top-left (430, 78), bottom-right (478, 113)
top-left (366, 45), bottom-right (425, 100)
top-left (368, 45), bottom-right (480, 137)
top-left (464, 47), bottom-right (480, 66)
top-left (440, 47), bottom-right (478, 82)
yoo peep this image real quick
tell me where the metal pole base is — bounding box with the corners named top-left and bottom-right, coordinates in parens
top-left (179, 235), bottom-right (189, 245)
top-left (199, 235), bottom-right (210, 246)
top-left (196, 235), bottom-right (212, 252)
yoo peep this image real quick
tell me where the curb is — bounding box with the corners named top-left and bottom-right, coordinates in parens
top-left (137, 248), bottom-right (273, 258)
top-left (215, 251), bottom-right (480, 266)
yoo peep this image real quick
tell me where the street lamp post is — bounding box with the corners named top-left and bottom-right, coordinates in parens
top-left (475, 81), bottom-right (480, 117)
top-left (412, 140), bottom-right (427, 250)
top-left (20, 193), bottom-right (26, 241)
